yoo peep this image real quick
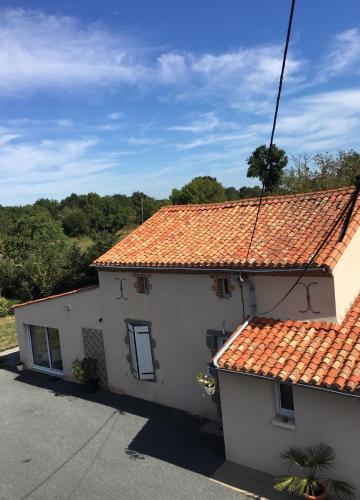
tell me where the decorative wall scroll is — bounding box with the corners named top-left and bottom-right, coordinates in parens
top-left (115, 277), bottom-right (128, 301)
top-left (298, 282), bottom-right (320, 314)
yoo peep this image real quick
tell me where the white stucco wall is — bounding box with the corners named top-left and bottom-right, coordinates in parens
top-left (333, 227), bottom-right (360, 323)
top-left (13, 266), bottom-right (340, 418)
top-left (14, 288), bottom-right (101, 377)
top-left (251, 273), bottom-right (336, 322)
top-left (97, 271), bottom-right (247, 418)
top-left (97, 270), bottom-right (337, 418)
top-left (219, 371), bottom-right (360, 493)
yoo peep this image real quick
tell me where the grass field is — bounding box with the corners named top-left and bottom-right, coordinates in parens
top-left (0, 316), bottom-right (17, 352)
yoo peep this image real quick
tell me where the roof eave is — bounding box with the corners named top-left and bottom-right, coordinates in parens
top-left (92, 263), bottom-right (331, 275)
top-left (216, 366), bottom-right (360, 399)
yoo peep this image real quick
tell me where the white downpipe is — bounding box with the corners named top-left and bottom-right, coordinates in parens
top-left (212, 315), bottom-right (253, 368)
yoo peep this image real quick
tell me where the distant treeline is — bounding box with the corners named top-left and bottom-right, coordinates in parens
top-left (0, 149), bottom-right (358, 302)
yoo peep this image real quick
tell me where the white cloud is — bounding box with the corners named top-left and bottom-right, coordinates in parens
top-left (108, 112), bottom-right (123, 120)
top-left (158, 52), bottom-right (188, 83)
top-left (168, 112), bottom-right (222, 133)
top-left (128, 137), bottom-right (162, 145)
top-left (0, 8), bottom-right (148, 94)
top-left (0, 135), bottom-right (125, 203)
top-left (176, 132), bottom-right (256, 150)
top-left (0, 127), bottom-right (20, 146)
top-left (320, 28), bottom-right (360, 78)
top-left (274, 88), bottom-right (360, 151)
top-left (0, 8), bottom-right (304, 105)
top-left (56, 119), bottom-right (73, 127)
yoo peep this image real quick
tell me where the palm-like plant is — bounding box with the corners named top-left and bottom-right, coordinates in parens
top-left (274, 444), bottom-right (355, 499)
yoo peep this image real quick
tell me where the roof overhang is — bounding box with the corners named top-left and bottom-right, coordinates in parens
top-left (215, 365), bottom-right (360, 399)
top-left (92, 264), bottom-right (331, 275)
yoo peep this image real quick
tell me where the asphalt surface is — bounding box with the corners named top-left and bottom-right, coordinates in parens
top-left (0, 354), bottom-right (244, 500)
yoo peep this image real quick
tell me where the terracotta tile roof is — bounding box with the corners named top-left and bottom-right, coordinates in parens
top-left (12, 285), bottom-right (98, 310)
top-left (217, 294), bottom-right (360, 394)
top-left (94, 187), bottom-right (359, 271)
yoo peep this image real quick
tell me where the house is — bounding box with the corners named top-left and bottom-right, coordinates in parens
top-left (13, 186), bottom-right (360, 487)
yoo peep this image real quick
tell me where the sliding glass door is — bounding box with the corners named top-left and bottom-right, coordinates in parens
top-left (29, 325), bottom-right (63, 373)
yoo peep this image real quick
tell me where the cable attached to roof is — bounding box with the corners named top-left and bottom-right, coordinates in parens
top-left (258, 186), bottom-right (359, 316)
top-left (338, 176), bottom-right (360, 242)
top-left (245, 0), bottom-right (296, 265)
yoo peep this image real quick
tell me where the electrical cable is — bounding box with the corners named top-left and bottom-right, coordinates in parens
top-left (258, 187), bottom-right (358, 316)
top-left (244, 0), bottom-right (296, 264)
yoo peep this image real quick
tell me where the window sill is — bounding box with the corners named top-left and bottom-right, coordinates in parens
top-left (272, 415), bottom-right (296, 431)
top-left (31, 365), bottom-right (64, 377)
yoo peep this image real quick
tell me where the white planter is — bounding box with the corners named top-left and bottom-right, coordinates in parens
top-left (204, 385), bottom-right (216, 396)
top-left (16, 364), bottom-right (24, 372)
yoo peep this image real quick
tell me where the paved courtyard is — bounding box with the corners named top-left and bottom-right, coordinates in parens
top-left (0, 353), bottom-right (289, 500)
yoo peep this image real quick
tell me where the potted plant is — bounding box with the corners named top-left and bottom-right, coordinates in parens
top-left (274, 444), bottom-right (355, 499)
top-left (72, 357), bottom-right (99, 393)
top-left (196, 372), bottom-right (216, 395)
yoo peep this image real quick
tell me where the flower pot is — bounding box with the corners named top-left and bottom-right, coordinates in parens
top-left (16, 363), bottom-right (24, 372)
top-left (84, 379), bottom-right (99, 393)
top-left (304, 484), bottom-right (326, 500)
top-left (204, 385), bottom-right (216, 396)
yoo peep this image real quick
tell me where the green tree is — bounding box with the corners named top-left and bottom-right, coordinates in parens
top-left (247, 144), bottom-right (288, 191)
top-left (34, 198), bottom-right (60, 218)
top-left (131, 192), bottom-right (165, 223)
top-left (170, 176), bottom-right (226, 205)
top-left (61, 207), bottom-right (90, 237)
top-left (224, 187), bottom-right (240, 201)
top-left (3, 213), bottom-right (70, 298)
top-left (280, 150), bottom-right (360, 194)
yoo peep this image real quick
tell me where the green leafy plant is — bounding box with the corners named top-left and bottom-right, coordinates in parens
top-left (196, 372), bottom-right (216, 389)
top-left (72, 357), bottom-right (98, 384)
top-left (274, 444), bottom-right (355, 498)
top-left (0, 297), bottom-right (11, 318)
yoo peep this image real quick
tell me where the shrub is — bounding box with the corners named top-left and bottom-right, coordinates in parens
top-left (0, 297), bottom-right (11, 318)
top-left (274, 443), bottom-right (355, 498)
top-left (72, 357), bottom-right (97, 383)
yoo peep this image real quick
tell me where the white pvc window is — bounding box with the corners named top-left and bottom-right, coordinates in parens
top-left (275, 382), bottom-right (295, 418)
top-left (27, 324), bottom-right (63, 374)
top-left (127, 323), bottom-right (155, 380)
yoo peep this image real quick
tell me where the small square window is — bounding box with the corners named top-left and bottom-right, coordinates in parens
top-left (221, 278), bottom-right (230, 297)
top-left (134, 274), bottom-right (151, 294)
top-left (276, 382), bottom-right (295, 418)
top-left (217, 278), bottom-right (231, 299)
top-left (211, 274), bottom-right (233, 299)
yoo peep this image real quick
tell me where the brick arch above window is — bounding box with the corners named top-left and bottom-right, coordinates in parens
top-left (133, 273), bottom-right (152, 294)
top-left (210, 273), bottom-right (235, 299)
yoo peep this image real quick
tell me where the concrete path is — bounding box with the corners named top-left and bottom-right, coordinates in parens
top-left (212, 461), bottom-right (291, 499)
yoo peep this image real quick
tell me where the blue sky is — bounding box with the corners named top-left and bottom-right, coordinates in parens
top-left (0, 0), bottom-right (359, 205)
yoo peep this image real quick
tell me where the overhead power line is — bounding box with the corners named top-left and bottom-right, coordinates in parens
top-left (245, 0), bottom-right (296, 264)
top-left (258, 186), bottom-right (359, 316)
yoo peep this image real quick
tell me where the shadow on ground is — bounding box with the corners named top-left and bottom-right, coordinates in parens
top-left (0, 354), bottom-right (225, 477)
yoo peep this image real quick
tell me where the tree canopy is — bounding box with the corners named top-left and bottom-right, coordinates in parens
top-left (170, 176), bottom-right (226, 204)
top-left (247, 144), bottom-right (288, 191)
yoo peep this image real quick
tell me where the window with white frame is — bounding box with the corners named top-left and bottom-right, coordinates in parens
top-left (275, 382), bottom-right (295, 418)
top-left (127, 322), bottom-right (155, 380)
top-left (28, 324), bottom-right (63, 373)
